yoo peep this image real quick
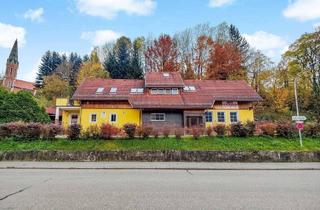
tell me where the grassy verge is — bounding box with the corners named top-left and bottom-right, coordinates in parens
top-left (0, 137), bottom-right (320, 152)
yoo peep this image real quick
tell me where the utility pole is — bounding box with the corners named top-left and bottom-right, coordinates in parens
top-left (294, 77), bottom-right (303, 147)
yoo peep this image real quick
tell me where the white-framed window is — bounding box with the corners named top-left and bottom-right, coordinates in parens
top-left (172, 88), bottom-right (179, 94)
top-left (110, 113), bottom-right (117, 123)
top-left (205, 112), bottom-right (213, 122)
top-left (137, 88), bottom-right (144, 93)
top-left (96, 87), bottom-right (104, 94)
top-left (90, 113), bottom-right (97, 123)
top-left (230, 112), bottom-right (238, 123)
top-left (150, 113), bottom-right (165, 121)
top-left (217, 112), bottom-right (225, 123)
top-left (151, 88), bottom-right (158, 94)
top-left (130, 88), bottom-right (137, 93)
top-left (110, 87), bottom-right (117, 94)
top-left (158, 88), bottom-right (165, 94)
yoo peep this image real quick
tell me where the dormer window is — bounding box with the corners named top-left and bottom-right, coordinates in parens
top-left (96, 87), bottom-right (104, 94)
top-left (110, 87), bottom-right (117, 94)
top-left (163, 73), bottom-right (169, 77)
top-left (184, 85), bottom-right (196, 92)
top-left (130, 88), bottom-right (144, 94)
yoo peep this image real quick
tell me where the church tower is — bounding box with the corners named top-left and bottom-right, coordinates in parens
top-left (3, 40), bottom-right (19, 89)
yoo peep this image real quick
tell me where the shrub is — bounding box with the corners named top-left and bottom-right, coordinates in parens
top-left (67, 124), bottom-right (81, 140)
top-left (123, 123), bottom-right (137, 139)
top-left (259, 122), bottom-right (277, 137)
top-left (6, 122), bottom-right (27, 140)
top-left (191, 127), bottom-right (203, 140)
top-left (0, 124), bottom-right (11, 139)
top-left (230, 122), bottom-right (253, 137)
top-left (41, 124), bottom-right (62, 140)
top-left (136, 126), bottom-right (143, 138)
top-left (153, 129), bottom-right (159, 139)
top-left (141, 126), bottom-right (153, 139)
top-left (206, 126), bottom-right (213, 137)
top-left (100, 123), bottom-right (120, 140)
top-left (304, 123), bottom-right (320, 138)
top-left (162, 127), bottom-right (170, 138)
top-left (213, 124), bottom-right (226, 137)
top-left (81, 125), bottom-right (100, 140)
top-left (175, 128), bottom-right (184, 139)
top-left (276, 121), bottom-right (295, 138)
top-left (24, 123), bottom-right (42, 140)
top-left (245, 121), bottom-right (255, 136)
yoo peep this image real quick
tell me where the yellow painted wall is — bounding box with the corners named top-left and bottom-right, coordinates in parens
top-left (56, 98), bottom-right (69, 106)
top-left (205, 109), bottom-right (254, 127)
top-left (80, 108), bottom-right (141, 130)
top-left (61, 110), bottom-right (80, 128)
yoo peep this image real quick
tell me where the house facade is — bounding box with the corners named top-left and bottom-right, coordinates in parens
top-left (56, 72), bottom-right (261, 130)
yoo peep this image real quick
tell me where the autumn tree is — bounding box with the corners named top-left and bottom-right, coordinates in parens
top-left (77, 51), bottom-right (108, 86)
top-left (37, 74), bottom-right (71, 104)
top-left (193, 35), bottom-right (213, 79)
top-left (144, 34), bottom-right (179, 72)
top-left (284, 29), bottom-right (320, 121)
top-left (205, 42), bottom-right (242, 80)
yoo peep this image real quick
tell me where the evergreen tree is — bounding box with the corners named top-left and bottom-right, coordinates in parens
top-left (35, 51), bottom-right (62, 87)
top-left (0, 87), bottom-right (50, 123)
top-left (229, 24), bottom-right (250, 65)
top-left (130, 37), bottom-right (144, 79)
top-left (105, 36), bottom-right (133, 79)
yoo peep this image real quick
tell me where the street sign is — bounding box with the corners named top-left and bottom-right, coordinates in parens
top-left (296, 122), bottom-right (304, 130)
top-left (292, 116), bottom-right (307, 121)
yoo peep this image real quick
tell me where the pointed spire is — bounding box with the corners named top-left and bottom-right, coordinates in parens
top-left (7, 39), bottom-right (18, 65)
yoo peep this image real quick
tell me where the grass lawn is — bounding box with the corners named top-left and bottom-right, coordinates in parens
top-left (0, 136), bottom-right (320, 152)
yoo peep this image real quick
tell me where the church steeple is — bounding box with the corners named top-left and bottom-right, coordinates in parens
top-left (7, 39), bottom-right (19, 65)
top-left (2, 40), bottom-right (19, 89)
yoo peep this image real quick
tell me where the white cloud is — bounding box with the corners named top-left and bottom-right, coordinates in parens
top-left (81, 30), bottom-right (122, 46)
top-left (283, 0), bottom-right (320, 21)
top-left (243, 31), bottom-right (288, 60)
top-left (209, 0), bottom-right (234, 8)
top-left (313, 22), bottom-right (320, 29)
top-left (20, 58), bottom-right (41, 82)
top-left (0, 22), bottom-right (26, 48)
top-left (76, 0), bottom-right (156, 19)
top-left (23, 8), bottom-right (44, 22)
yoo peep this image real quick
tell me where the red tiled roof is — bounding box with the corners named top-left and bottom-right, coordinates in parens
top-left (72, 77), bottom-right (262, 109)
top-left (73, 78), bottom-right (144, 101)
top-left (145, 72), bottom-right (184, 88)
top-left (184, 80), bottom-right (262, 102)
top-left (129, 94), bottom-right (186, 109)
top-left (13, 79), bottom-right (34, 90)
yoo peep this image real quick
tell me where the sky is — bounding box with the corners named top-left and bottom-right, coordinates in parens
top-left (0, 0), bottom-right (319, 82)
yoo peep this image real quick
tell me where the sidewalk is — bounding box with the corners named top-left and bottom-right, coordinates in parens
top-left (0, 161), bottom-right (319, 170)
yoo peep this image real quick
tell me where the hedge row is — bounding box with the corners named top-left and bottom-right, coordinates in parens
top-left (1, 121), bottom-right (320, 140)
top-left (0, 122), bottom-right (62, 140)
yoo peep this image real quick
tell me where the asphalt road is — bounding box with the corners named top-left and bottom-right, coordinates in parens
top-left (0, 164), bottom-right (319, 210)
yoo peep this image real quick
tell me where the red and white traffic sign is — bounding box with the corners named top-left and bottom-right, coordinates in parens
top-left (296, 121), bottom-right (304, 130)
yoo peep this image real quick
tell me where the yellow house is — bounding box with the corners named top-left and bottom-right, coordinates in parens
top-left (56, 72), bottom-right (261, 130)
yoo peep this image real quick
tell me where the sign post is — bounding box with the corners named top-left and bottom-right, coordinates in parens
top-left (293, 78), bottom-right (304, 147)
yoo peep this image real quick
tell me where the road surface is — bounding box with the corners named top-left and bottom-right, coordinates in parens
top-left (0, 162), bottom-right (319, 210)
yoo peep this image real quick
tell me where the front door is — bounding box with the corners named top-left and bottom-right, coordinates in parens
top-left (70, 114), bottom-right (78, 125)
top-left (186, 116), bottom-right (203, 128)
